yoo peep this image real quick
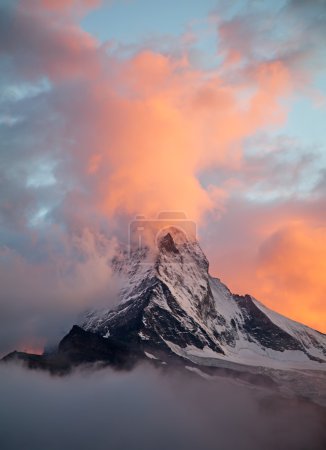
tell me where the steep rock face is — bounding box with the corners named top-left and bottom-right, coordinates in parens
top-left (82, 228), bottom-right (326, 368)
top-left (2, 326), bottom-right (136, 373)
top-left (233, 294), bottom-right (305, 351)
top-left (83, 228), bottom-right (224, 354)
top-left (58, 325), bottom-right (136, 367)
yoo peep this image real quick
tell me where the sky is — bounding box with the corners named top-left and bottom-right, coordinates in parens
top-left (0, 0), bottom-right (325, 354)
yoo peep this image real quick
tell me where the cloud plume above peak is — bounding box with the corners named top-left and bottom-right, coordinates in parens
top-left (0, 0), bottom-right (295, 223)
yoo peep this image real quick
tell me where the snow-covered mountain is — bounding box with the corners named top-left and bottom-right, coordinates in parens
top-left (81, 227), bottom-right (326, 371)
top-left (3, 226), bottom-right (325, 405)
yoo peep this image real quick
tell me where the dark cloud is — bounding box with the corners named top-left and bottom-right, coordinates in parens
top-left (0, 364), bottom-right (325, 450)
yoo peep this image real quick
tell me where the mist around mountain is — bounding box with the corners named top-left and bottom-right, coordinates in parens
top-left (0, 362), bottom-right (325, 450)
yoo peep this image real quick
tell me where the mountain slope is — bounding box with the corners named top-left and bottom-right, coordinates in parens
top-left (81, 227), bottom-right (326, 370)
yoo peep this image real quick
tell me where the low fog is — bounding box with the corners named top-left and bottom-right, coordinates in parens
top-left (0, 363), bottom-right (325, 450)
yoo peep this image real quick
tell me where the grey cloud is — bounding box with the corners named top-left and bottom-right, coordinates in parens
top-left (0, 364), bottom-right (325, 450)
top-left (0, 229), bottom-right (121, 356)
top-left (215, 0), bottom-right (326, 82)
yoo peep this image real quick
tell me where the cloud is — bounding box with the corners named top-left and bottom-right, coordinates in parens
top-left (22, 0), bottom-right (101, 15)
top-left (0, 229), bottom-right (120, 356)
top-left (0, 1), bottom-right (295, 225)
top-left (256, 223), bottom-right (326, 330)
top-left (204, 198), bottom-right (326, 331)
top-left (0, 364), bottom-right (325, 450)
top-left (0, 2), bottom-right (100, 82)
top-left (216, 0), bottom-right (326, 88)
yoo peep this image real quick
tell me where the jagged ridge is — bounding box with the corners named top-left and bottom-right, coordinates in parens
top-left (82, 227), bottom-right (326, 369)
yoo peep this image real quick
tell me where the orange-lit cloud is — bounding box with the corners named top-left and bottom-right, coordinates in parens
top-left (17, 338), bottom-right (46, 355)
top-left (5, 3), bottom-right (293, 223)
top-left (81, 55), bottom-right (292, 222)
top-left (35, 0), bottom-right (99, 12)
top-left (256, 224), bottom-right (326, 331)
top-left (206, 201), bottom-right (326, 332)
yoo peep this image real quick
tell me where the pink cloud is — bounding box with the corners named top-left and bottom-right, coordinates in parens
top-left (205, 198), bottom-right (326, 332)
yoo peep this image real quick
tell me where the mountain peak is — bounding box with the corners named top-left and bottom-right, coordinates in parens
top-left (4, 229), bottom-right (326, 390)
top-left (81, 231), bottom-right (326, 371)
top-left (158, 232), bottom-right (179, 254)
